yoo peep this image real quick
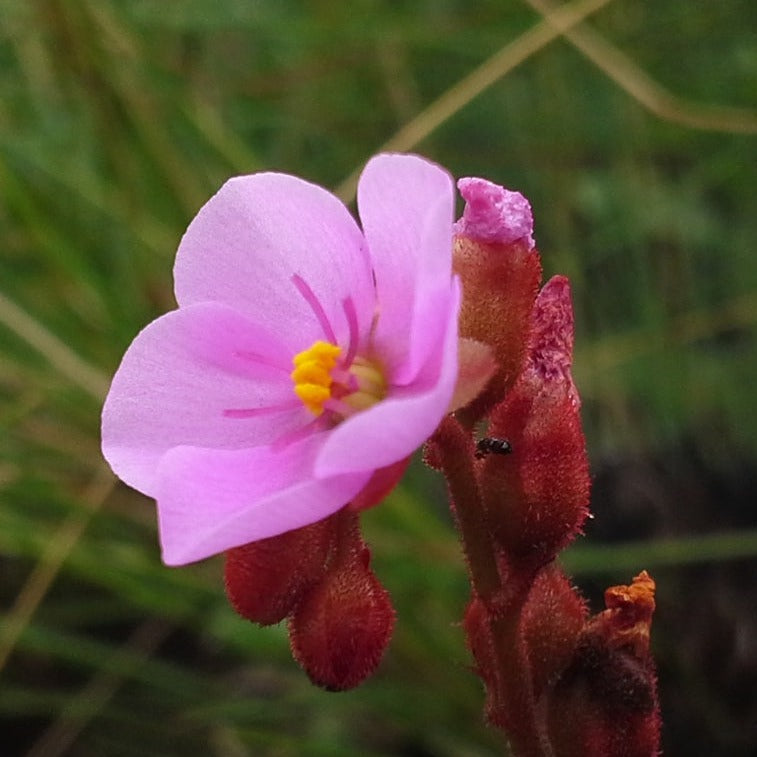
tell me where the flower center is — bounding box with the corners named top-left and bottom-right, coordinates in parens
top-left (291, 340), bottom-right (387, 419)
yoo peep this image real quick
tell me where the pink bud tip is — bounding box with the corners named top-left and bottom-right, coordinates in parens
top-left (454, 177), bottom-right (534, 248)
top-left (529, 275), bottom-right (580, 407)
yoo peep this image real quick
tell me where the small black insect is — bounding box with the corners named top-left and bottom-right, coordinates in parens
top-left (475, 436), bottom-right (513, 459)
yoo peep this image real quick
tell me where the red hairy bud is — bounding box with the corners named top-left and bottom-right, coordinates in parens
top-left (479, 277), bottom-right (590, 565)
top-left (288, 511), bottom-right (395, 691)
top-left (453, 235), bottom-right (542, 422)
top-left (480, 377), bottom-right (590, 564)
top-left (288, 548), bottom-right (395, 691)
top-left (224, 516), bottom-right (336, 626)
top-left (521, 565), bottom-right (587, 698)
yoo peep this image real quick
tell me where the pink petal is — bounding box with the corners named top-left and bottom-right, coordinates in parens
top-left (102, 302), bottom-right (306, 496)
top-left (315, 281), bottom-right (460, 476)
top-left (155, 435), bottom-right (371, 565)
top-left (174, 173), bottom-right (376, 355)
top-left (449, 337), bottom-right (497, 412)
top-left (454, 177), bottom-right (534, 248)
top-left (357, 154), bottom-right (455, 379)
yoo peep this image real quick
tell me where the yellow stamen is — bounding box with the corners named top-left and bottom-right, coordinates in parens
top-left (291, 340), bottom-right (387, 418)
top-left (294, 383), bottom-right (332, 415)
top-left (292, 341), bottom-right (341, 368)
top-left (291, 341), bottom-right (342, 416)
top-left (291, 362), bottom-right (332, 387)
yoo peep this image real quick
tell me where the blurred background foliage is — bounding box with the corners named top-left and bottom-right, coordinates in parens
top-left (1, 0), bottom-right (756, 754)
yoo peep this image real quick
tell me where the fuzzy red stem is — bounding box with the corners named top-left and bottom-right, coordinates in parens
top-left (433, 415), bottom-right (553, 756)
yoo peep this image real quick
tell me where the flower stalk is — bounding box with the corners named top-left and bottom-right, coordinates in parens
top-left (435, 177), bottom-right (660, 756)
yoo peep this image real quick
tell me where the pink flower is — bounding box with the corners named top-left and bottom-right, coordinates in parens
top-left (102, 154), bottom-right (459, 565)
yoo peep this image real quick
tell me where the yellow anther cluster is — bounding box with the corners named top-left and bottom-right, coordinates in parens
top-left (291, 341), bottom-right (342, 416)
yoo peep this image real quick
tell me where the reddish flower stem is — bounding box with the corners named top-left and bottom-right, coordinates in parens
top-left (489, 612), bottom-right (553, 757)
top-left (432, 416), bottom-right (500, 601)
top-left (433, 416), bottom-right (552, 756)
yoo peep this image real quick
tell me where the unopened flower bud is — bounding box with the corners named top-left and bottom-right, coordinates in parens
top-left (479, 277), bottom-right (590, 565)
top-left (453, 178), bottom-right (542, 422)
top-left (521, 565), bottom-right (587, 698)
top-left (225, 516), bottom-right (336, 626)
top-left (288, 515), bottom-right (395, 691)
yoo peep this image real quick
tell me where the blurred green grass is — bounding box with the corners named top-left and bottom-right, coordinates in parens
top-left (1, 0), bottom-right (756, 754)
